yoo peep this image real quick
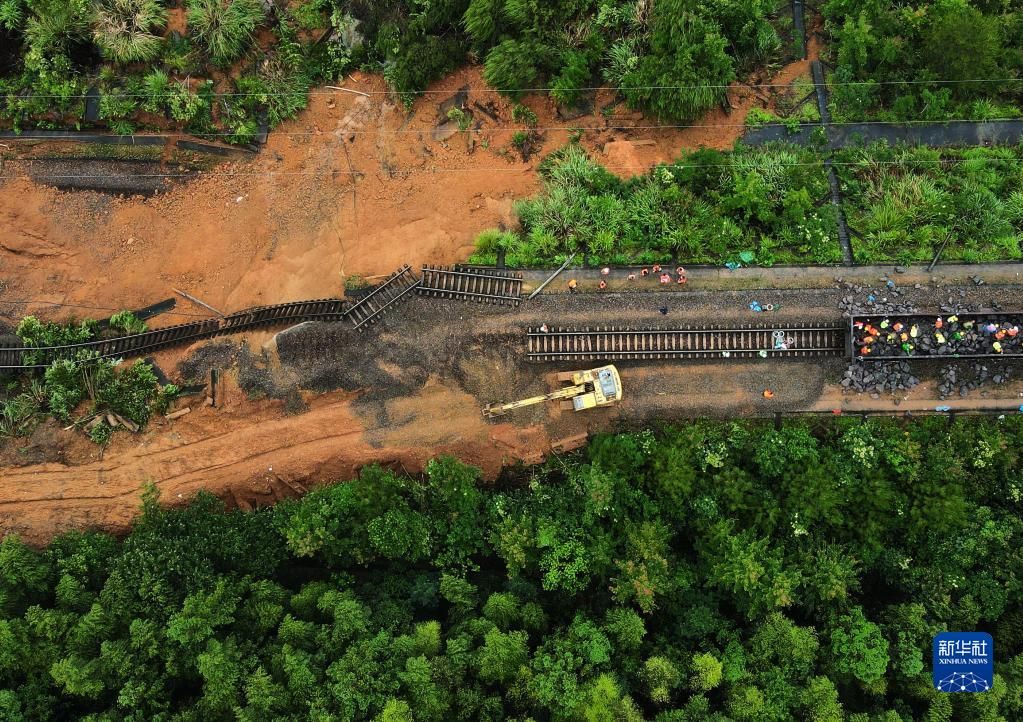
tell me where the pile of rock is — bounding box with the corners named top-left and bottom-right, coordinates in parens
top-left (841, 361), bottom-right (920, 396)
top-left (852, 315), bottom-right (1022, 358)
top-left (937, 363), bottom-right (1014, 398)
top-left (836, 278), bottom-right (917, 317)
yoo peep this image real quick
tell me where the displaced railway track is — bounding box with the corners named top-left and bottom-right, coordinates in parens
top-left (0, 299), bottom-right (351, 369)
top-left (526, 325), bottom-right (847, 362)
top-left (347, 265), bottom-right (421, 330)
top-left (418, 265), bottom-right (523, 306)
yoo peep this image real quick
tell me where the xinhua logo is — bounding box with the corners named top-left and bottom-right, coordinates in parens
top-left (933, 632), bottom-right (994, 692)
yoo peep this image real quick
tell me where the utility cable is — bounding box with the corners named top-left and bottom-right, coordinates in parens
top-left (12, 77), bottom-right (1023, 99)
top-left (8, 155), bottom-right (1023, 180)
top-left (0, 299), bottom-right (212, 318)
top-left (6, 116), bottom-right (1023, 140)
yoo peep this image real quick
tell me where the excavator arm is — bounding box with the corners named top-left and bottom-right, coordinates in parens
top-left (483, 384), bottom-right (587, 418)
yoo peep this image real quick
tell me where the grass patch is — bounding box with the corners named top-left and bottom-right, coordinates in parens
top-left (835, 142), bottom-right (1023, 264)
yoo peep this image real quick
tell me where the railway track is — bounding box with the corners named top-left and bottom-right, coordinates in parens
top-left (347, 265), bottom-right (421, 330)
top-left (0, 266), bottom-right (421, 369)
top-left (418, 265), bottom-right (523, 306)
top-left (526, 325), bottom-right (847, 362)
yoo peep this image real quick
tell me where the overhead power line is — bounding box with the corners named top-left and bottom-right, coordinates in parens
top-left (8, 77), bottom-right (1023, 99)
top-left (4, 116), bottom-right (1023, 141)
top-left (7, 155), bottom-right (1023, 181)
top-left (0, 299), bottom-right (211, 318)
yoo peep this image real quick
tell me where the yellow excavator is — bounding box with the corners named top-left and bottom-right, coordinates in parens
top-left (483, 365), bottom-right (623, 419)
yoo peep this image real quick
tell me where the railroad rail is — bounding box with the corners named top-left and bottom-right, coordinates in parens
top-left (418, 265), bottom-right (523, 306)
top-left (527, 325), bottom-right (847, 362)
top-left (346, 265), bottom-right (421, 330)
top-left (0, 299), bottom-right (353, 370)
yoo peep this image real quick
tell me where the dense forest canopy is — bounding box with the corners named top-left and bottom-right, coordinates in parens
top-left (2, 417), bottom-right (1023, 720)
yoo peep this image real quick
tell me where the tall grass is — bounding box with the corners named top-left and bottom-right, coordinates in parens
top-left (186, 0), bottom-right (265, 66)
top-left (836, 141), bottom-right (1023, 263)
top-left (92, 0), bottom-right (167, 64)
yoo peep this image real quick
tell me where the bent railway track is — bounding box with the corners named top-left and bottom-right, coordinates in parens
top-left (0, 265), bottom-right (459, 369)
top-left (0, 299), bottom-right (351, 370)
top-left (347, 265), bottom-right (421, 330)
top-left (527, 325), bottom-right (847, 362)
top-left (418, 265), bottom-right (523, 306)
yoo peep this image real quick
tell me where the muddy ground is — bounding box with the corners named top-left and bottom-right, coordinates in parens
top-left (3, 281), bottom-right (1023, 544)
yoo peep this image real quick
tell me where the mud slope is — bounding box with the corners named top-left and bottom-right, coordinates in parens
top-left (0, 48), bottom-right (818, 323)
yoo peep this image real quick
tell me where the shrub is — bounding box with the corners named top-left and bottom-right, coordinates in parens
top-left (108, 311), bottom-right (147, 335)
top-left (17, 317), bottom-right (96, 367)
top-left (140, 68), bottom-right (170, 113)
top-left (483, 39), bottom-right (543, 98)
top-left (97, 360), bottom-right (161, 426)
top-left (511, 103), bottom-right (537, 126)
top-left (43, 357), bottom-right (88, 422)
top-left (447, 106), bottom-right (471, 131)
top-left (92, 0), bottom-right (167, 64)
top-left (186, 0), bottom-right (265, 66)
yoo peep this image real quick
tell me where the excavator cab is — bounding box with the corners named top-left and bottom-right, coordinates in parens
top-left (483, 365), bottom-right (622, 419)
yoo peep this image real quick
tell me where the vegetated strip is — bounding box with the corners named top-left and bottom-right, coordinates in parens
top-left (418, 265), bottom-right (523, 306)
top-left (526, 325), bottom-right (846, 362)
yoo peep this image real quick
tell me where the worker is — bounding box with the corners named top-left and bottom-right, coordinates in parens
top-left (659, 273), bottom-right (671, 284)
top-left (598, 279), bottom-right (607, 290)
top-left (860, 346), bottom-right (872, 355)
top-left (893, 322), bottom-right (904, 332)
top-left (659, 306), bottom-right (668, 315)
top-left (677, 275), bottom-right (687, 285)
top-left (568, 278), bottom-right (578, 293)
top-left (600, 267), bottom-right (610, 276)
top-left (880, 319), bottom-right (889, 329)
top-left (994, 341), bottom-right (1004, 353)
top-left (902, 342), bottom-right (913, 353)
top-left (652, 264), bottom-right (662, 273)
top-left (641, 267), bottom-right (649, 277)
top-left (627, 273), bottom-right (637, 280)
top-left (948, 315), bottom-right (959, 323)
top-left (935, 317), bottom-right (943, 329)
top-left (676, 266), bottom-right (686, 277)
top-left (935, 331), bottom-right (946, 344)
top-left (762, 389), bottom-right (775, 399)
top-left (1009, 327), bottom-right (1019, 338)
top-left (540, 323), bottom-right (549, 333)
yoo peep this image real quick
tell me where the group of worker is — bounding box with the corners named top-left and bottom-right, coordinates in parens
top-left (853, 315), bottom-right (1021, 356)
top-left (567, 264), bottom-right (687, 292)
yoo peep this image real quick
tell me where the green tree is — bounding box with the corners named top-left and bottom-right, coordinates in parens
top-left (828, 607), bottom-right (890, 686)
top-left (476, 629), bottom-right (528, 685)
top-left (644, 655), bottom-right (681, 704)
top-left (689, 651), bottom-right (723, 693)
